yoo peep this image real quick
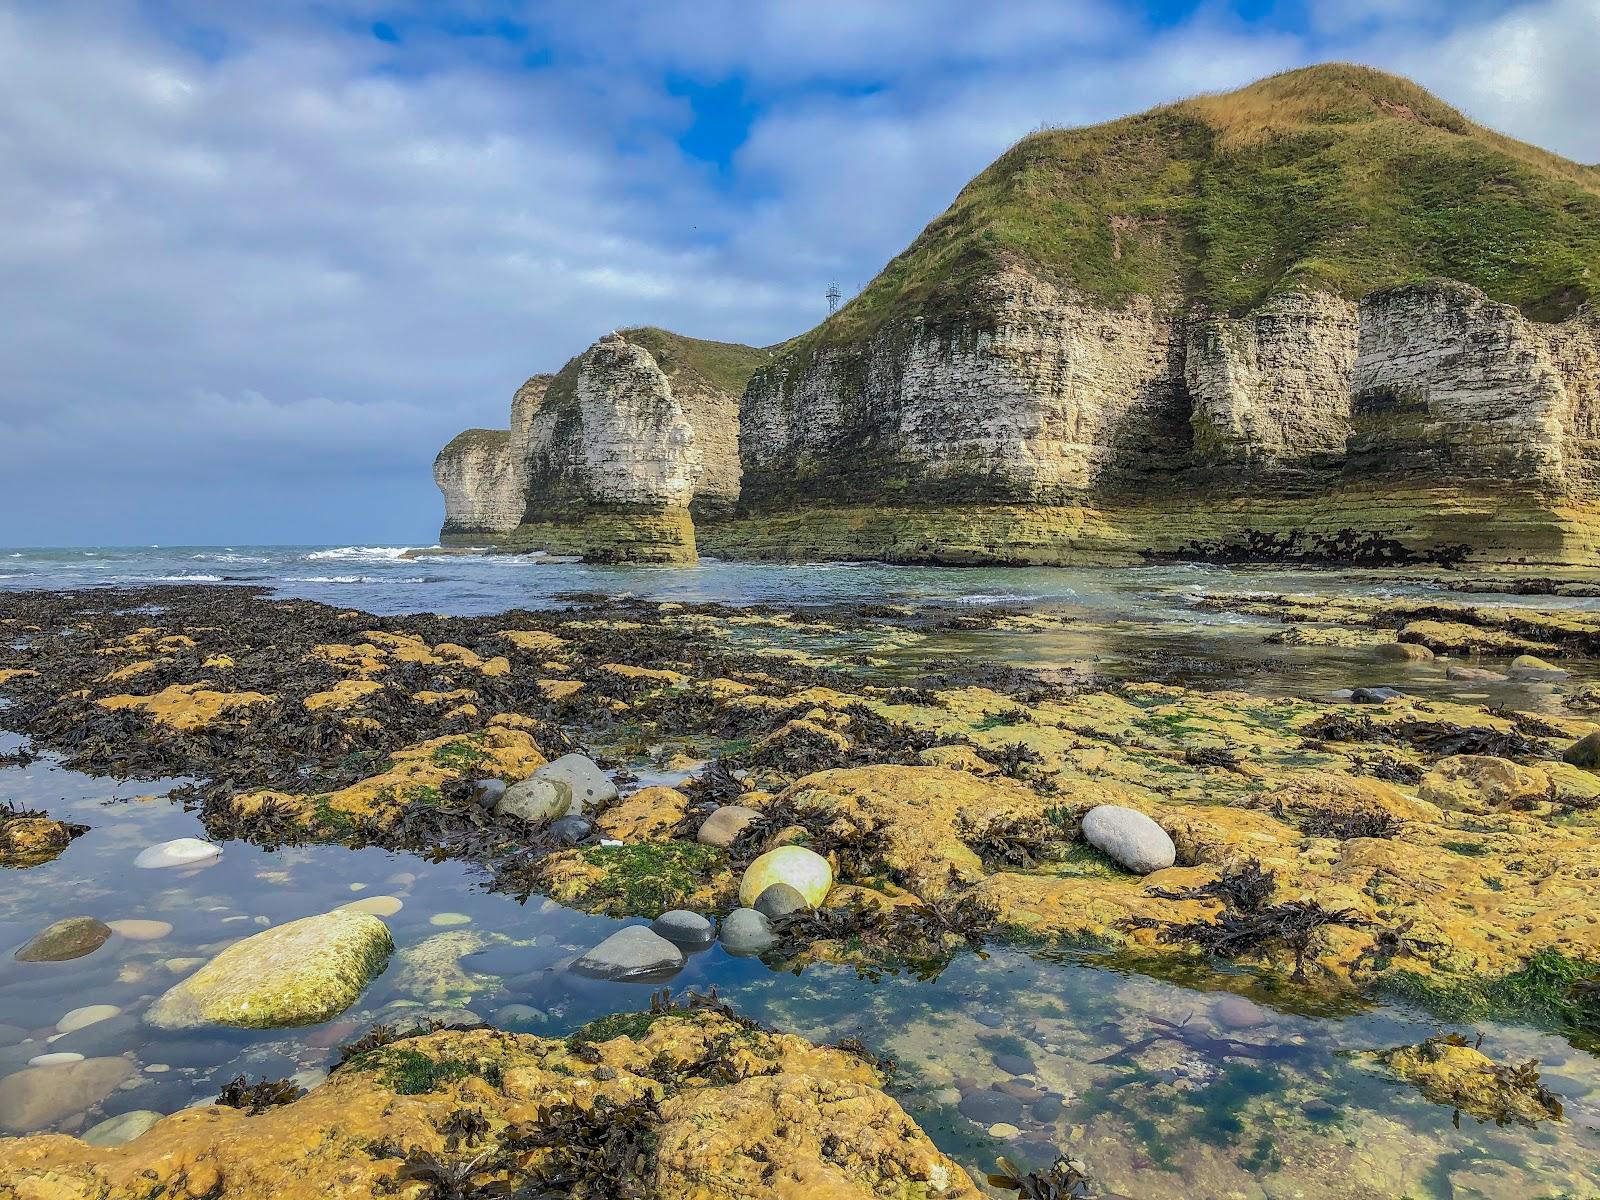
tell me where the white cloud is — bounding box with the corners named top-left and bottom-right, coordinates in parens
top-left (0, 0), bottom-right (1595, 544)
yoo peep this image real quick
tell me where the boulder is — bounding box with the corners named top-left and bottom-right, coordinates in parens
top-left (1350, 686), bottom-right (1404, 704)
top-left (1376, 642), bottom-right (1434, 662)
top-left (546, 815), bottom-right (593, 845)
top-left (1509, 654), bottom-right (1570, 679)
top-left (1080, 805), bottom-right (1175, 875)
top-left (145, 910), bottom-right (393, 1030)
top-left (696, 804), bottom-right (761, 848)
top-left (133, 838), bottom-right (221, 869)
top-left (14, 917), bottom-right (111, 963)
top-left (1562, 731), bottom-right (1600, 771)
top-left (495, 776), bottom-right (568, 825)
top-left (80, 1108), bottom-right (163, 1147)
top-left (571, 926), bottom-right (684, 981)
top-left (533, 754), bottom-right (618, 813)
top-left (651, 910), bottom-right (715, 948)
top-left (0, 1057), bottom-right (133, 1133)
top-left (753, 882), bottom-right (811, 920)
top-left (739, 845), bottom-right (833, 908)
top-left (719, 908), bottom-right (776, 955)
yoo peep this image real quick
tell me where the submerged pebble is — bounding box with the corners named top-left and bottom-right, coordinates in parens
top-left (80, 1108), bottom-right (163, 1147)
top-left (133, 838), bottom-right (221, 870)
top-left (14, 917), bottom-right (112, 963)
top-left (56, 1005), bottom-right (120, 1035)
top-left (719, 908), bottom-right (776, 955)
top-left (105, 919), bottom-right (172, 942)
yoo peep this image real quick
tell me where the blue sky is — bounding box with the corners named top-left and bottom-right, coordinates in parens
top-left (1, 0), bottom-right (1597, 546)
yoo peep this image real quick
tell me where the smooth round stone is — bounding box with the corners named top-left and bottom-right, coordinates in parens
top-left (546, 815), bottom-right (592, 846)
top-left (958, 1088), bottom-right (1024, 1126)
top-left (57, 1005), bottom-right (120, 1035)
top-left (14, 916), bottom-right (112, 963)
top-left (429, 913), bottom-right (471, 927)
top-left (974, 1010), bottom-right (1007, 1028)
top-left (1445, 665), bottom-right (1507, 683)
top-left (473, 778), bottom-right (507, 807)
top-left (80, 1108), bottom-right (163, 1146)
top-left (738, 846), bottom-right (832, 908)
top-left (652, 910), bottom-right (715, 948)
top-left (106, 919), bottom-right (173, 941)
top-left (988, 1122), bottom-right (1022, 1139)
top-left (993, 1052), bottom-right (1036, 1077)
top-left (752, 882), bottom-right (810, 920)
top-left (28, 1052), bottom-right (84, 1068)
top-left (718, 908), bottom-right (776, 955)
top-left (52, 1013), bottom-right (139, 1058)
top-left (1212, 994), bottom-right (1269, 1030)
top-left (340, 895), bottom-right (404, 917)
top-left (696, 804), bottom-right (761, 848)
top-left (1351, 686), bottom-right (1404, 704)
top-left (134, 838), bottom-right (221, 870)
top-left (1080, 805), bottom-right (1175, 875)
top-left (494, 776), bottom-right (568, 825)
top-left (493, 1003), bottom-right (548, 1031)
top-left (533, 753), bottom-right (618, 812)
top-left (1563, 730), bottom-right (1600, 770)
top-left (1510, 654), bottom-right (1570, 680)
top-left (1031, 1095), bottom-right (1065, 1122)
top-left (995, 1079), bottom-right (1046, 1102)
top-left (571, 926), bottom-right (684, 981)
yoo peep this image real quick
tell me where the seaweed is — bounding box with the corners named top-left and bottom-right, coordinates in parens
top-left (1149, 860), bottom-right (1277, 913)
top-left (1293, 805), bottom-right (1402, 840)
top-left (214, 1074), bottom-right (306, 1114)
top-left (1302, 713), bottom-right (1550, 761)
top-left (440, 1106), bottom-right (492, 1151)
top-left (393, 1148), bottom-right (512, 1200)
top-left (1136, 860), bottom-right (1366, 980)
top-left (502, 1092), bottom-right (663, 1200)
top-left (986, 1155), bottom-right (1095, 1198)
top-left (1184, 745), bottom-right (1241, 770)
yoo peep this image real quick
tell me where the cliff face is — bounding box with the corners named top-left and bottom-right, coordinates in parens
top-left (716, 270), bottom-right (1600, 566)
top-left (435, 330), bottom-right (764, 562)
top-left (437, 65), bottom-right (1600, 566)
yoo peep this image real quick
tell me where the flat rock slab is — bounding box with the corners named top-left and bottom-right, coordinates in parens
top-left (145, 909), bottom-right (393, 1030)
top-left (0, 1056), bottom-right (133, 1134)
top-left (571, 926), bottom-right (684, 981)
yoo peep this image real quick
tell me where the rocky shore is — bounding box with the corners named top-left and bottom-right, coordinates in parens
top-left (3, 581), bottom-right (1600, 1195)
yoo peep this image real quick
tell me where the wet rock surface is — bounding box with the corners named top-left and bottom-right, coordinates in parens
top-left (0, 1010), bottom-right (979, 1198)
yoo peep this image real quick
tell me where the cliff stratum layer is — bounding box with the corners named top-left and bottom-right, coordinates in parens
top-left (437, 65), bottom-right (1600, 566)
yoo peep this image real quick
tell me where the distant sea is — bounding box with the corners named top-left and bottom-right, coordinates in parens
top-left (0, 543), bottom-right (1494, 620)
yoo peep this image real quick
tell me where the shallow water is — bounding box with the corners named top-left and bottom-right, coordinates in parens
top-left (3, 551), bottom-right (1600, 1195)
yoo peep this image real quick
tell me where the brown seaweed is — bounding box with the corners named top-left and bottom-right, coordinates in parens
top-left (215, 1074), bottom-right (306, 1113)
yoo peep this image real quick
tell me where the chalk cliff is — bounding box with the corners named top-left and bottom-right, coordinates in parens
top-left (437, 64), bottom-right (1600, 566)
top-left (434, 329), bottom-right (766, 562)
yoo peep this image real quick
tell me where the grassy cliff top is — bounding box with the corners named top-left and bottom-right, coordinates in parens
top-left (620, 327), bottom-right (774, 396)
top-left (808, 63), bottom-right (1599, 352)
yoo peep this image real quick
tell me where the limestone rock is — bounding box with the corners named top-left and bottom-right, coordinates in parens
top-left (145, 910), bottom-right (393, 1030)
top-left (719, 908), bottom-right (776, 955)
top-left (1420, 756), bottom-right (1554, 811)
top-left (652, 909), bottom-right (715, 948)
top-left (0, 1014), bottom-right (980, 1197)
top-left (1081, 805), bottom-right (1176, 874)
top-left (696, 803), bottom-right (761, 847)
top-left (571, 925), bottom-right (685, 981)
top-left (739, 845), bottom-right (833, 908)
top-left (494, 776), bottom-right (568, 825)
top-left (534, 753), bottom-right (618, 813)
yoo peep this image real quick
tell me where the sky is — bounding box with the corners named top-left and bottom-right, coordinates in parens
top-left (2, 0), bottom-right (1597, 547)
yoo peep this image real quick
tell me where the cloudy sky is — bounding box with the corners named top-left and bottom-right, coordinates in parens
top-left (2, 0), bottom-right (1597, 546)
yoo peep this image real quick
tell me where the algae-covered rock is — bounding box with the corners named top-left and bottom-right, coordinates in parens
top-left (495, 775), bottom-right (568, 824)
top-left (14, 917), bottom-right (111, 963)
top-left (739, 845), bottom-right (833, 908)
top-left (0, 1011), bottom-right (979, 1198)
top-left (145, 909), bottom-right (393, 1030)
top-left (1370, 1035), bottom-right (1563, 1126)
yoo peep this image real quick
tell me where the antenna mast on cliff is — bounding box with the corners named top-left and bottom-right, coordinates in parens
top-left (825, 282), bottom-right (841, 315)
